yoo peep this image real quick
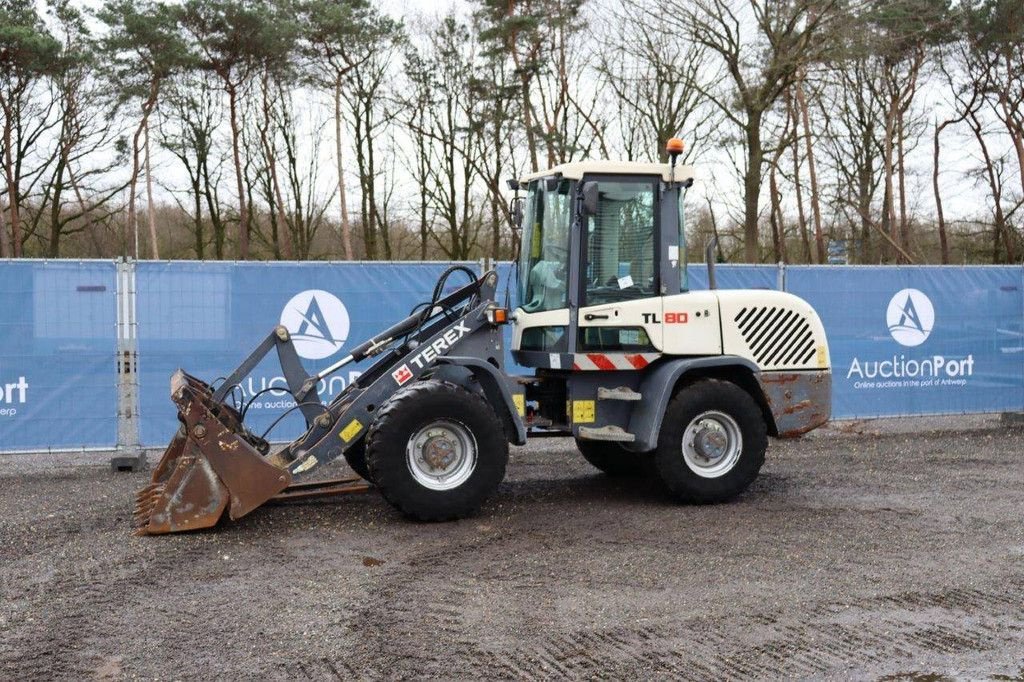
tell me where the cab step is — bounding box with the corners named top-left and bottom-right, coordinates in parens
top-left (577, 425), bottom-right (636, 442)
top-left (597, 386), bottom-right (642, 401)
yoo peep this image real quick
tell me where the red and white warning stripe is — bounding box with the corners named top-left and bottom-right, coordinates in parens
top-left (572, 353), bottom-right (660, 371)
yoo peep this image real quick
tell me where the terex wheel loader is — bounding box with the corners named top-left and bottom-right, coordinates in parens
top-left (134, 142), bottom-right (832, 535)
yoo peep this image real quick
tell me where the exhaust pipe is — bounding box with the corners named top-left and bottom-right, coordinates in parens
top-left (706, 237), bottom-right (718, 290)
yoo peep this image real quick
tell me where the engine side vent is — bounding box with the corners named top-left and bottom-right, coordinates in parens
top-left (734, 306), bottom-right (816, 368)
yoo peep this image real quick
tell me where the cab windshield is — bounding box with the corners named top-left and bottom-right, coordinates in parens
top-left (518, 177), bottom-right (573, 313)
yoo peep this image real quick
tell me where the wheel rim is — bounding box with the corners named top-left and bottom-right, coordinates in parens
top-left (405, 419), bottom-right (478, 491)
top-left (681, 410), bottom-right (743, 478)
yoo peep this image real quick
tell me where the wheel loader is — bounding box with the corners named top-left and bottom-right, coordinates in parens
top-left (134, 141), bottom-right (832, 535)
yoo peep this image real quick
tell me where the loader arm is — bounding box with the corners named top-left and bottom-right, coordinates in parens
top-left (135, 268), bottom-right (521, 535)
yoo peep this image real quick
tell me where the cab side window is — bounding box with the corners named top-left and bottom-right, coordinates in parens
top-left (584, 180), bottom-right (657, 305)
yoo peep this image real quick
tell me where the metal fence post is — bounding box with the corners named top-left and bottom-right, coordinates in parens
top-left (1001, 264), bottom-right (1024, 423)
top-left (111, 258), bottom-right (144, 472)
top-left (777, 261), bottom-right (787, 292)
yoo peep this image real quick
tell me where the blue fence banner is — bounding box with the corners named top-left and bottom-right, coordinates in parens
top-left (785, 266), bottom-right (1024, 419)
top-left (135, 261), bottom-right (479, 446)
top-left (3, 260), bottom-right (1024, 454)
top-left (688, 263), bottom-right (781, 291)
top-left (0, 260), bottom-right (118, 451)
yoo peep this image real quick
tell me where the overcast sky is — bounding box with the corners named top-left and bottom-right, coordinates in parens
top-left (66, 0), bottom-right (1011, 259)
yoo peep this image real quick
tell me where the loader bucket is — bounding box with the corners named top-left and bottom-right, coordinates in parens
top-left (134, 371), bottom-right (292, 536)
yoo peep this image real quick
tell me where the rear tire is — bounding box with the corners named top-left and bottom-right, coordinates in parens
top-left (653, 379), bottom-right (767, 503)
top-left (576, 440), bottom-right (648, 477)
top-left (366, 380), bottom-right (508, 521)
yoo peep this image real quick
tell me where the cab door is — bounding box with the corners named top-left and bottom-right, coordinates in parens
top-left (576, 177), bottom-right (664, 353)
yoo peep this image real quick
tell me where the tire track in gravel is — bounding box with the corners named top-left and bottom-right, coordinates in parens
top-left (0, 495), bottom-right (144, 678)
top-left (0, 480), bottom-right (235, 679)
top-left (327, 527), bottom-right (516, 679)
top-left (454, 575), bottom-right (1024, 679)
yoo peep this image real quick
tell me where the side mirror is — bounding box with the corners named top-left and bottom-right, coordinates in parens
top-left (509, 196), bottom-right (524, 231)
top-left (582, 181), bottom-right (599, 217)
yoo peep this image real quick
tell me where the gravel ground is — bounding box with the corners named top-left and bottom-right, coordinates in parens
top-left (1, 416), bottom-right (1023, 680)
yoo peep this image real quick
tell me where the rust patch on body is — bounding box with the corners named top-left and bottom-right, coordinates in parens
top-left (758, 370), bottom-right (831, 438)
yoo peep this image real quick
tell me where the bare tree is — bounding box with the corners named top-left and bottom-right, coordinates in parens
top-left (595, 3), bottom-right (719, 163)
top-left (180, 0), bottom-right (281, 259)
top-left (303, 0), bottom-right (401, 260)
top-left (477, 0), bottom-right (589, 172)
top-left (27, 0), bottom-right (127, 257)
top-left (0, 0), bottom-right (60, 256)
top-left (403, 15), bottom-right (485, 260)
top-left (158, 72), bottom-right (227, 259)
top-left (665, 0), bottom-right (844, 262)
top-left (275, 86), bottom-right (331, 259)
top-left (344, 34), bottom-right (405, 260)
top-left (98, 0), bottom-right (192, 259)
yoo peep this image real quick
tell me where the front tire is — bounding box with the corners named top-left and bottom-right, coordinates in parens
top-left (343, 440), bottom-right (372, 482)
top-left (366, 380), bottom-right (508, 521)
top-left (576, 440), bottom-right (648, 477)
top-left (653, 379), bottom-right (767, 503)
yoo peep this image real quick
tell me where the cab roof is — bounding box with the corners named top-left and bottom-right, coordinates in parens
top-left (518, 160), bottom-right (696, 185)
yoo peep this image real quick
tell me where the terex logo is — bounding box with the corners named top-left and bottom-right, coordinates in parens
top-left (280, 290), bottom-right (350, 360)
top-left (887, 288), bottom-right (934, 347)
top-left (406, 321), bottom-right (471, 371)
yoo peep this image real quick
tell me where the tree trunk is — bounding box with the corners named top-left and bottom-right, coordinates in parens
top-left (769, 133), bottom-right (788, 264)
top-left (490, 114), bottom-right (504, 260)
top-left (200, 153), bottom-right (224, 259)
top-left (0, 191), bottom-right (6, 257)
top-left (971, 112), bottom-right (1010, 262)
top-left (353, 109), bottom-right (374, 260)
top-left (897, 112), bottom-right (909, 257)
top-left (144, 119), bottom-right (160, 259)
top-left (742, 111), bottom-right (763, 263)
top-left (48, 142), bottom-right (68, 258)
top-left (784, 91), bottom-right (811, 263)
top-left (768, 162), bottom-right (782, 263)
top-left (795, 81), bottom-right (825, 264)
top-left (932, 120), bottom-right (949, 264)
top-left (334, 78), bottom-right (354, 260)
top-left (127, 81), bottom-right (161, 260)
top-left (127, 120), bottom-right (142, 259)
top-left (226, 83), bottom-right (249, 259)
top-left (1000, 54), bottom-right (1024, 197)
top-left (2, 101), bottom-right (20, 257)
top-left (364, 98), bottom-right (390, 260)
top-left (858, 143), bottom-right (873, 263)
top-left (509, 39), bottom-right (539, 173)
top-left (260, 74), bottom-right (293, 260)
top-left (192, 174), bottom-right (204, 260)
top-left (881, 97), bottom-right (898, 261)
top-left (1006, 115), bottom-right (1024, 199)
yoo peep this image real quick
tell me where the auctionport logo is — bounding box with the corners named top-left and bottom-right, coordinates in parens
top-left (280, 290), bottom-right (350, 360)
top-left (847, 287), bottom-right (973, 387)
top-left (886, 288), bottom-right (933, 347)
top-left (0, 374), bottom-right (28, 417)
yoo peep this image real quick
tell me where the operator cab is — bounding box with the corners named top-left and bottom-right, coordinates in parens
top-left (511, 159), bottom-right (695, 368)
